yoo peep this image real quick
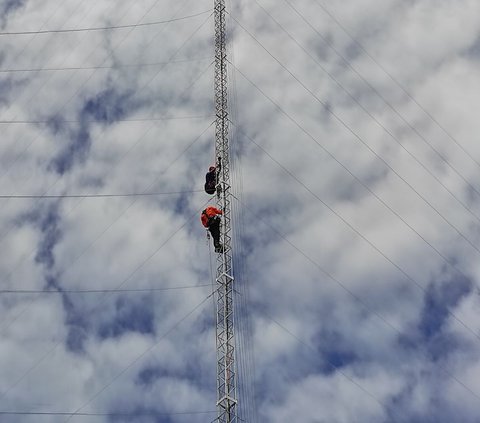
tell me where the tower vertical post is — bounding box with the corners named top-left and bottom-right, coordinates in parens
top-left (213, 0), bottom-right (237, 422)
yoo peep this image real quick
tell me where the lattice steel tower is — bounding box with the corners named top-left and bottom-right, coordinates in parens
top-left (213, 0), bottom-right (238, 421)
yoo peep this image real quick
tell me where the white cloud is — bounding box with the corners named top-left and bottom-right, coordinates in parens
top-left (1, 0), bottom-right (480, 421)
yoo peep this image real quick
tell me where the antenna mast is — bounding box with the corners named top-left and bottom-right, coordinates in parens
top-left (214, 0), bottom-right (237, 421)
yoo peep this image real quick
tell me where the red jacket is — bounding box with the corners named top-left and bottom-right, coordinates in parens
top-left (201, 206), bottom-right (222, 227)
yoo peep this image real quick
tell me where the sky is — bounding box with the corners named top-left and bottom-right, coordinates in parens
top-left (0, 0), bottom-right (480, 422)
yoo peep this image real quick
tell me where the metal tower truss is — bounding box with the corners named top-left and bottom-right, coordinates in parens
top-left (214, 0), bottom-right (238, 422)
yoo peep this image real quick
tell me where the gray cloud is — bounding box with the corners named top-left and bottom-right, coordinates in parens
top-left (1, 0), bottom-right (480, 422)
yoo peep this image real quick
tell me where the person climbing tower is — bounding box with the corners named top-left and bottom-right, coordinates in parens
top-left (201, 206), bottom-right (224, 253)
top-left (204, 157), bottom-right (221, 195)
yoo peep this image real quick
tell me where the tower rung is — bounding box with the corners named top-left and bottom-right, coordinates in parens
top-left (216, 272), bottom-right (234, 284)
top-left (217, 395), bottom-right (238, 407)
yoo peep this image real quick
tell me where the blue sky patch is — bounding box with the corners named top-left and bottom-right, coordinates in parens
top-left (50, 87), bottom-right (139, 175)
top-left (82, 87), bottom-right (134, 124)
top-left (50, 121), bottom-right (91, 175)
top-left (136, 366), bottom-right (169, 387)
top-left (62, 294), bottom-right (91, 353)
top-left (0, 75), bottom-right (25, 106)
top-left (0, 0), bottom-right (26, 28)
top-left (419, 274), bottom-right (472, 339)
top-left (313, 327), bottom-right (358, 375)
top-left (33, 203), bottom-right (63, 270)
top-left (398, 271), bottom-right (472, 361)
top-left (97, 295), bottom-right (155, 339)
